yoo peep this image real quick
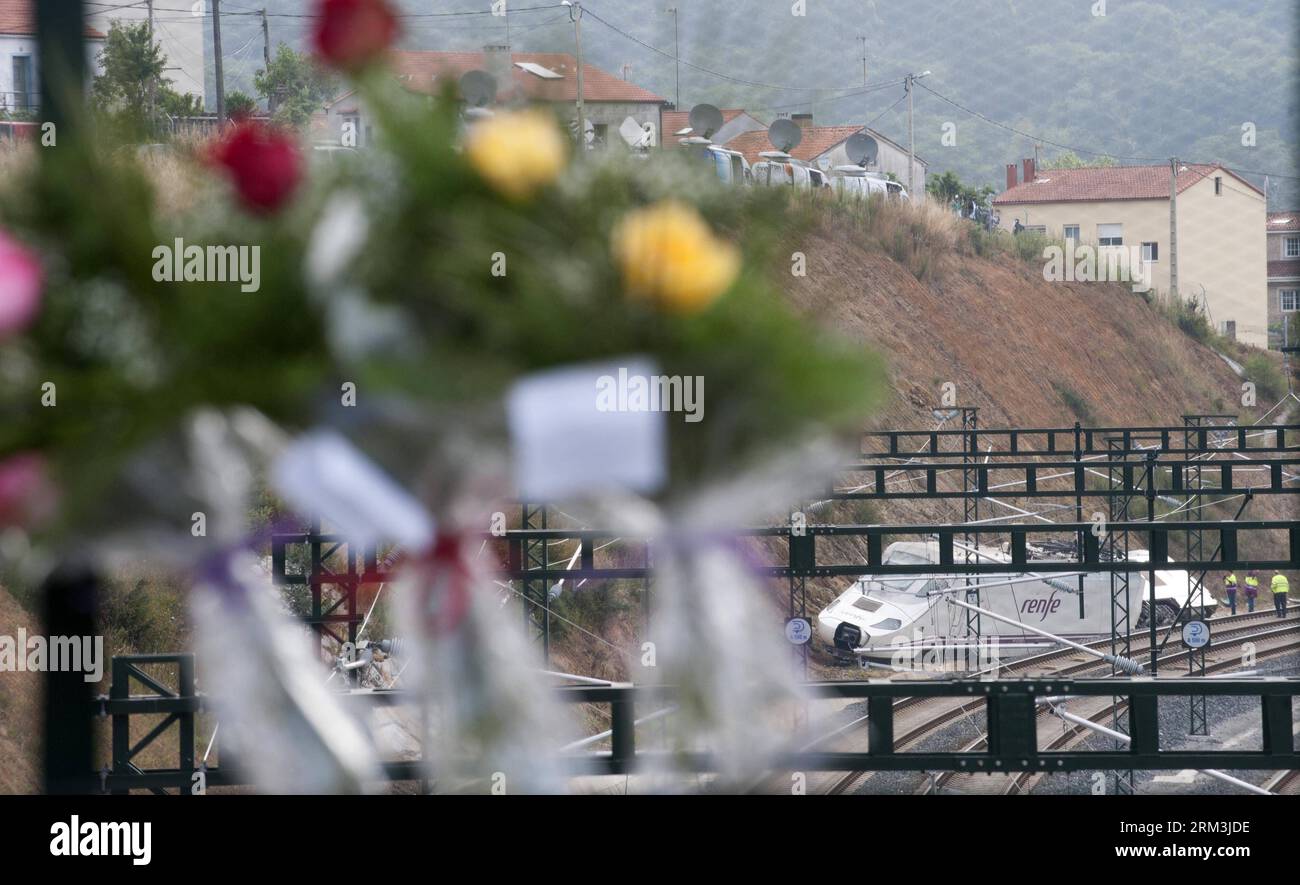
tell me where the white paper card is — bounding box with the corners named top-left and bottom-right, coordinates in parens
top-left (272, 431), bottom-right (435, 549)
top-left (507, 358), bottom-right (667, 501)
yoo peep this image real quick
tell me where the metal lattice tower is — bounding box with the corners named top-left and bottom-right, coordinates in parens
top-left (306, 518), bottom-right (361, 672)
top-left (521, 504), bottom-right (551, 664)
top-left (959, 408), bottom-right (982, 648)
top-left (1181, 414), bottom-right (1236, 735)
top-left (1105, 438), bottom-right (1136, 795)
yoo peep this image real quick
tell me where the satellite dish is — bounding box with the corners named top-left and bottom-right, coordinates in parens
top-left (769, 118), bottom-right (803, 153)
top-left (459, 70), bottom-right (498, 108)
top-left (687, 103), bottom-right (724, 140)
top-left (845, 132), bottom-right (879, 168)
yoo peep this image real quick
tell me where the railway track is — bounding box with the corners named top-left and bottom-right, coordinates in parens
top-left (1263, 768), bottom-right (1300, 795)
top-left (814, 611), bottom-right (1299, 796)
top-left (922, 629), bottom-right (1300, 796)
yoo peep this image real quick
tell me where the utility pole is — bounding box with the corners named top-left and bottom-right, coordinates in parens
top-left (905, 70), bottom-right (930, 198)
top-left (146, 0), bottom-right (154, 36)
top-left (859, 35), bottom-right (867, 85)
top-left (1169, 157), bottom-right (1180, 302)
top-left (906, 74), bottom-right (914, 197)
top-left (261, 8), bottom-right (271, 70)
top-left (212, 0), bottom-right (226, 124)
top-left (261, 7), bottom-right (273, 113)
top-left (565, 1), bottom-right (585, 152)
top-left (667, 6), bottom-right (680, 108)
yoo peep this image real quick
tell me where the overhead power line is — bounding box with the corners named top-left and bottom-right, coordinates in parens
top-left (581, 7), bottom-right (883, 94)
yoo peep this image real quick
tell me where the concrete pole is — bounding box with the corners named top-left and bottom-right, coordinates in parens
top-left (906, 73), bottom-right (914, 196)
top-left (212, 0), bottom-right (226, 124)
top-left (1170, 157), bottom-right (1180, 302)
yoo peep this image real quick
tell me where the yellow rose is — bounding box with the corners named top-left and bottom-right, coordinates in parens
top-left (465, 110), bottom-right (567, 201)
top-left (612, 201), bottom-right (741, 314)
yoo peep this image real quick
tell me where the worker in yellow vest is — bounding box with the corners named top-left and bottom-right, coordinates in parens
top-left (1271, 571), bottom-right (1290, 619)
top-left (1223, 572), bottom-right (1239, 615)
top-left (1243, 571), bottom-right (1261, 613)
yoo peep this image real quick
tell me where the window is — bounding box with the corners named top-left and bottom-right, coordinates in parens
top-left (1098, 223), bottom-right (1123, 247)
top-left (11, 56), bottom-right (32, 111)
top-left (1282, 290), bottom-right (1299, 313)
top-left (1025, 225), bottom-right (1047, 235)
top-left (1214, 176), bottom-right (1223, 195)
top-left (1142, 242), bottom-right (1159, 262)
top-left (1063, 225), bottom-right (1080, 241)
top-left (1286, 237), bottom-right (1300, 258)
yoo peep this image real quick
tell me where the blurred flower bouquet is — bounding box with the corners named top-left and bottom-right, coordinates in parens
top-left (0, 0), bottom-right (884, 792)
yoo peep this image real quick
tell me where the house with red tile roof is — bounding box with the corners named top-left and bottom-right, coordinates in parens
top-left (320, 45), bottom-right (668, 149)
top-left (1267, 210), bottom-right (1300, 348)
top-left (0, 0), bottom-right (105, 115)
top-left (993, 159), bottom-right (1269, 348)
top-left (721, 113), bottom-right (926, 193)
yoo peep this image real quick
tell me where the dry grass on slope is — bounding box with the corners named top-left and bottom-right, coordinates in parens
top-left (785, 207), bottom-right (1251, 430)
top-left (0, 587), bottom-right (43, 793)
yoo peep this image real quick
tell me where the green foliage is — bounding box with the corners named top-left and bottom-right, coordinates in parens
top-left (224, 91), bottom-right (258, 120)
top-left (254, 45), bottom-right (338, 129)
top-left (159, 89), bottom-right (203, 119)
top-left (926, 170), bottom-right (993, 209)
top-left (91, 21), bottom-right (202, 138)
top-left (1243, 353), bottom-right (1285, 401)
top-left (1052, 381), bottom-right (1095, 424)
top-left (0, 76), bottom-right (887, 534)
top-left (1159, 295), bottom-right (1216, 344)
top-left (99, 570), bottom-right (188, 654)
top-left (1040, 151), bottom-right (1116, 170)
top-left (92, 22), bottom-right (166, 114)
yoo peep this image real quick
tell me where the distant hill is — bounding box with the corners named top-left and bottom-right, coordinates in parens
top-left (198, 0), bottom-right (1298, 207)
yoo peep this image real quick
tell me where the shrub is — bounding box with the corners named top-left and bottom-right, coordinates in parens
top-left (1243, 352), bottom-right (1285, 401)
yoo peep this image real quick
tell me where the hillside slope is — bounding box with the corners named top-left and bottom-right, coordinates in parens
top-left (0, 590), bottom-right (42, 793)
top-left (786, 218), bottom-right (1254, 430)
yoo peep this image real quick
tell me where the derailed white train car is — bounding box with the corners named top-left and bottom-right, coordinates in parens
top-left (816, 540), bottom-right (1208, 666)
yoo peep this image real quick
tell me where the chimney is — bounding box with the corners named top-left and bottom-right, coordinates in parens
top-left (482, 44), bottom-right (513, 93)
top-left (792, 113), bottom-right (814, 129)
top-left (1006, 163), bottom-right (1019, 191)
top-left (1023, 157), bottom-right (1036, 183)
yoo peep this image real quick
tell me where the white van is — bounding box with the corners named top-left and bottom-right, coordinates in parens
top-left (751, 151), bottom-right (827, 191)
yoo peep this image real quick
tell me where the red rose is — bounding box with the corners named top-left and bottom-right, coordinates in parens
top-left (209, 121), bottom-right (303, 214)
top-left (0, 453), bottom-right (57, 529)
top-left (313, 0), bottom-right (399, 71)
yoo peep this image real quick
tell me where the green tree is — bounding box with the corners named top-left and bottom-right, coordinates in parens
top-left (926, 170), bottom-right (993, 207)
top-left (225, 91), bottom-right (258, 121)
top-left (92, 21), bottom-right (167, 122)
top-left (1040, 151), bottom-right (1117, 170)
top-left (254, 45), bottom-right (338, 129)
top-left (92, 21), bottom-right (201, 136)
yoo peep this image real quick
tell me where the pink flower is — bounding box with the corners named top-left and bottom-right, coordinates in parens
top-left (0, 453), bottom-right (57, 529)
top-left (0, 230), bottom-right (43, 338)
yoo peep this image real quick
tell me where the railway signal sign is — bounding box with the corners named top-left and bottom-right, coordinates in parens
top-left (1181, 620), bottom-right (1210, 649)
top-left (785, 617), bottom-right (813, 645)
